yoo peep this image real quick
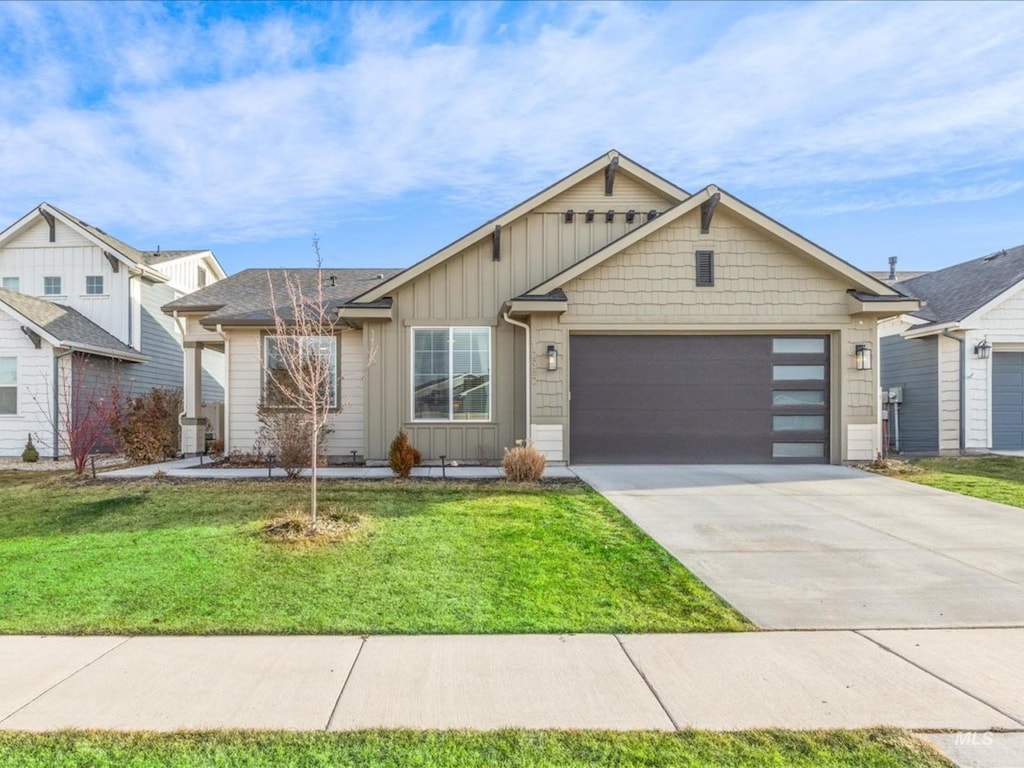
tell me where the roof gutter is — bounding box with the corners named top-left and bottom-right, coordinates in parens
top-left (941, 328), bottom-right (966, 453)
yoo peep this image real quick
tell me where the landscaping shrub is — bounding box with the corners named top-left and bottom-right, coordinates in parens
top-left (502, 440), bottom-right (546, 482)
top-left (388, 430), bottom-right (422, 478)
top-left (20, 435), bottom-right (39, 463)
top-left (256, 403), bottom-right (331, 478)
top-left (111, 388), bottom-right (182, 464)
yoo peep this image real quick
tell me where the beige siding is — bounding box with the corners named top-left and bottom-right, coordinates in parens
top-left (534, 170), bottom-right (669, 213)
top-left (225, 328), bottom-right (364, 458)
top-left (532, 207), bottom-right (880, 463)
top-left (364, 171), bottom-right (677, 462)
top-left (937, 333), bottom-right (961, 453)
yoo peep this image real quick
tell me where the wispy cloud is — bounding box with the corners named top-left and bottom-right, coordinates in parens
top-left (1, 0), bottom-right (1022, 248)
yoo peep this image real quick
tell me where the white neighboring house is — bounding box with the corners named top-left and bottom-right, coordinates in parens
top-left (0, 203), bottom-right (226, 458)
top-left (879, 245), bottom-right (1024, 454)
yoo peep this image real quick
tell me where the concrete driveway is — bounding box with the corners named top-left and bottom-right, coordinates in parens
top-left (573, 464), bottom-right (1024, 630)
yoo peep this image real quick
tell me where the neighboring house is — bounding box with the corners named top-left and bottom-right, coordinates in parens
top-left (880, 245), bottom-right (1024, 453)
top-left (0, 203), bottom-right (226, 457)
top-left (165, 151), bottom-right (917, 464)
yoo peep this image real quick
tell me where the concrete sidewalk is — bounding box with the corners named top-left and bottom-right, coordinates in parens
top-left (1, 630), bottom-right (1022, 764)
top-left (101, 458), bottom-right (577, 481)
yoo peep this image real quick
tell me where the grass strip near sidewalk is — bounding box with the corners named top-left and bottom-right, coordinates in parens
top-left (0, 473), bottom-right (748, 634)
top-left (0, 729), bottom-right (952, 768)
top-left (897, 456), bottom-right (1024, 509)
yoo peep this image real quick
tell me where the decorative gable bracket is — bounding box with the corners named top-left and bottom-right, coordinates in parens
top-left (39, 209), bottom-right (56, 242)
top-left (103, 251), bottom-right (120, 273)
top-left (701, 192), bottom-right (721, 234)
top-left (604, 156), bottom-right (619, 196)
top-left (20, 326), bottom-right (42, 349)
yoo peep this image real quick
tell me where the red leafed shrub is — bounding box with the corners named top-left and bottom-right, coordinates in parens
top-left (388, 430), bottom-right (422, 479)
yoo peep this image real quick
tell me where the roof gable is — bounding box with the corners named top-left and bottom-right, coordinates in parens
top-left (894, 244), bottom-right (1024, 325)
top-left (524, 186), bottom-right (903, 298)
top-left (0, 286), bottom-right (145, 361)
top-left (350, 150), bottom-right (689, 305)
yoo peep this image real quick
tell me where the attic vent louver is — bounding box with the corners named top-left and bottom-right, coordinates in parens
top-left (695, 251), bottom-right (714, 287)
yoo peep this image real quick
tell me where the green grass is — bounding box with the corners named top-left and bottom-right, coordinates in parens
top-left (0, 473), bottom-right (748, 635)
top-left (0, 730), bottom-right (951, 767)
top-left (899, 456), bottom-right (1024, 508)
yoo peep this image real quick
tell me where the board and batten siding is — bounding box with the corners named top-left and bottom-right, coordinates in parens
top-left (363, 170), bottom-right (678, 462)
top-left (151, 253), bottom-right (217, 295)
top-left (0, 218), bottom-right (132, 345)
top-left (0, 312), bottom-right (56, 456)
top-left (530, 206), bottom-right (882, 463)
top-left (880, 334), bottom-right (938, 452)
top-left (965, 286), bottom-right (1024, 449)
top-left (226, 328), bottom-right (365, 458)
top-left (937, 334), bottom-right (962, 453)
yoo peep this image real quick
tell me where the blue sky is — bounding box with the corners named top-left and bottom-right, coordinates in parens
top-left (2, 1), bottom-right (1023, 277)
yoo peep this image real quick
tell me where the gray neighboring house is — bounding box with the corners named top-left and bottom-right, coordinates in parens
top-left (880, 245), bottom-right (1024, 453)
top-left (0, 203), bottom-right (226, 457)
top-left (166, 151), bottom-right (918, 464)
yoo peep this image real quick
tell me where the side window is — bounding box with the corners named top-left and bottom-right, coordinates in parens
top-left (43, 276), bottom-right (62, 296)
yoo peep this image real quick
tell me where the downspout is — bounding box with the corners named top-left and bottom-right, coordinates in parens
top-left (941, 328), bottom-right (966, 452)
top-left (502, 311), bottom-right (530, 443)
top-left (52, 348), bottom-right (75, 461)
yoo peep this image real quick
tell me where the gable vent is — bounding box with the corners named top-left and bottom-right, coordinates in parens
top-left (695, 250), bottom-right (715, 287)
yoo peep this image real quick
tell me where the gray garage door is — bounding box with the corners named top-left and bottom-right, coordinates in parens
top-left (993, 352), bottom-right (1024, 449)
top-left (569, 335), bottom-right (830, 464)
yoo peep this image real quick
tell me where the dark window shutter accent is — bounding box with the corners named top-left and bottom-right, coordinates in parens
top-left (695, 251), bottom-right (714, 287)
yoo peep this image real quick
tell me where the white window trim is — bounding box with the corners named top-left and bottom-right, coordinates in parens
top-left (410, 326), bottom-right (493, 423)
top-left (262, 334), bottom-right (339, 410)
top-left (85, 276), bottom-right (105, 296)
top-left (43, 276), bottom-right (62, 296)
top-left (1, 277), bottom-right (19, 292)
top-left (0, 356), bottom-right (17, 416)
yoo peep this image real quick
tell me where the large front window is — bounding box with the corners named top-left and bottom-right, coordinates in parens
top-left (0, 358), bottom-right (16, 414)
top-left (413, 327), bottom-right (490, 421)
top-left (263, 335), bottom-right (338, 409)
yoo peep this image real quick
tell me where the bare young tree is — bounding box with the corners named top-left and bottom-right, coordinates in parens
top-left (263, 236), bottom-right (338, 525)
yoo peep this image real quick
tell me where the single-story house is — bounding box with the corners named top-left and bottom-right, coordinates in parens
top-left (0, 203), bottom-right (226, 457)
top-left (880, 245), bottom-right (1024, 453)
top-left (164, 151), bottom-right (917, 464)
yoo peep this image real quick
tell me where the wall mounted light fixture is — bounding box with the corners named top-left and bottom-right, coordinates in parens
top-left (546, 344), bottom-right (558, 371)
top-left (974, 338), bottom-right (991, 359)
top-left (854, 343), bottom-right (872, 371)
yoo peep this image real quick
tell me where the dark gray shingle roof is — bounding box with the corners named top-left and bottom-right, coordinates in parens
top-left (0, 287), bottom-right (144, 360)
top-left (163, 268), bottom-right (404, 325)
top-left (894, 245), bottom-right (1024, 324)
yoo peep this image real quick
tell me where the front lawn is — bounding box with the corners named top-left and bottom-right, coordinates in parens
top-left (0, 473), bottom-right (748, 634)
top-left (0, 730), bottom-right (951, 768)
top-left (894, 456), bottom-right (1024, 509)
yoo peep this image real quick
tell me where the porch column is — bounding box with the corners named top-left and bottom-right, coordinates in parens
top-left (180, 342), bottom-right (205, 456)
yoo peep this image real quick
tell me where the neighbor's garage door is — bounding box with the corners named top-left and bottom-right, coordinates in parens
top-left (993, 352), bottom-right (1024, 449)
top-left (569, 335), bottom-right (830, 464)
